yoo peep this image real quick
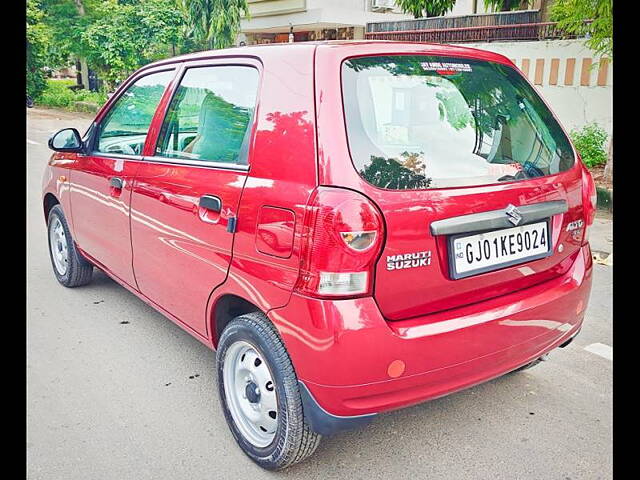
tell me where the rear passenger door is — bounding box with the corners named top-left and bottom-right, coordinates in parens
top-left (130, 60), bottom-right (260, 336)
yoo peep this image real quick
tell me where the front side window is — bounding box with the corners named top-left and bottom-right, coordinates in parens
top-left (156, 66), bottom-right (259, 165)
top-left (342, 56), bottom-right (575, 190)
top-left (96, 70), bottom-right (174, 156)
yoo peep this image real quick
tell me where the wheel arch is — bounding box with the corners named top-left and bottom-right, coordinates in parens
top-left (211, 294), bottom-right (263, 348)
top-left (43, 192), bottom-right (60, 222)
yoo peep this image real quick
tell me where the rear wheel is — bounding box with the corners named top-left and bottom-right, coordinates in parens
top-left (47, 205), bottom-right (93, 287)
top-left (216, 312), bottom-right (321, 470)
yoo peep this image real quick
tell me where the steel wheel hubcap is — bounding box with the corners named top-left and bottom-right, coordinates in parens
top-left (223, 341), bottom-right (278, 447)
top-left (49, 217), bottom-right (68, 276)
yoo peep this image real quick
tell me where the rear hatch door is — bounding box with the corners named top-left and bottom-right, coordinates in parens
top-left (337, 52), bottom-right (585, 320)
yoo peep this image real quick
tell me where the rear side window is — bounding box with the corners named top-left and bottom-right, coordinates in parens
top-left (156, 65), bottom-right (259, 165)
top-left (342, 55), bottom-right (575, 190)
top-left (96, 70), bottom-right (174, 156)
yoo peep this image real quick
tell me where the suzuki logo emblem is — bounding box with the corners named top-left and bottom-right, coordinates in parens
top-left (505, 204), bottom-right (523, 226)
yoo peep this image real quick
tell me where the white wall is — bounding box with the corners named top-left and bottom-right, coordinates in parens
top-left (448, 0), bottom-right (493, 16)
top-left (452, 39), bottom-right (613, 137)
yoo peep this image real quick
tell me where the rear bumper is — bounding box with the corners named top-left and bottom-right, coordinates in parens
top-left (270, 244), bottom-right (592, 428)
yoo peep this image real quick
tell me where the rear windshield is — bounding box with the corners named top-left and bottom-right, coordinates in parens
top-left (342, 55), bottom-right (575, 190)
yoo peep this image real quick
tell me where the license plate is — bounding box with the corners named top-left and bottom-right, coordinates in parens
top-left (449, 220), bottom-right (551, 279)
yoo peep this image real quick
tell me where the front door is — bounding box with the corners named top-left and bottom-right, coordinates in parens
top-left (69, 69), bottom-right (176, 287)
top-left (130, 62), bottom-right (261, 336)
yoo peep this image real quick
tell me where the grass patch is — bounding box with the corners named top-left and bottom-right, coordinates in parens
top-left (37, 79), bottom-right (108, 111)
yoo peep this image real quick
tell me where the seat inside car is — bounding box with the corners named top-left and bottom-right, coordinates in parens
top-left (184, 92), bottom-right (248, 164)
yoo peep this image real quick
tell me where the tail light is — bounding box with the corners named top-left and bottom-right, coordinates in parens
top-left (295, 187), bottom-right (384, 298)
top-left (581, 162), bottom-right (597, 244)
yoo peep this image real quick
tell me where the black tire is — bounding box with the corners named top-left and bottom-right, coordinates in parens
top-left (47, 205), bottom-right (93, 287)
top-left (216, 312), bottom-right (321, 470)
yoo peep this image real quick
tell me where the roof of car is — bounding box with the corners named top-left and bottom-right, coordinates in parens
top-left (142, 40), bottom-right (513, 71)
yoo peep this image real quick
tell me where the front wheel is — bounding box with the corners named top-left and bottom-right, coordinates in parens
top-left (47, 205), bottom-right (93, 287)
top-left (216, 312), bottom-right (321, 470)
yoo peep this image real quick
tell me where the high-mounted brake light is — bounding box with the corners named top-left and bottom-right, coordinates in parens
top-left (296, 187), bottom-right (384, 298)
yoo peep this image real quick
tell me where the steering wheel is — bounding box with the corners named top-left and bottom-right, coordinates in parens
top-left (104, 142), bottom-right (136, 156)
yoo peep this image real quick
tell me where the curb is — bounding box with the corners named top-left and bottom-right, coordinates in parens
top-left (596, 187), bottom-right (612, 212)
top-left (72, 101), bottom-right (100, 113)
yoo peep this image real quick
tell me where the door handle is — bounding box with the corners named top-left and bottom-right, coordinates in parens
top-left (110, 177), bottom-right (124, 189)
top-left (199, 195), bottom-right (221, 213)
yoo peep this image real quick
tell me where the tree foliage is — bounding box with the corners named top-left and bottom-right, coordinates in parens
top-left (27, 0), bottom-right (50, 98)
top-left (550, 0), bottom-right (612, 59)
top-left (40, 0), bottom-right (99, 68)
top-left (394, 0), bottom-right (456, 19)
top-left (81, 0), bottom-right (183, 86)
top-left (32, 0), bottom-right (250, 90)
top-left (177, 0), bottom-right (249, 50)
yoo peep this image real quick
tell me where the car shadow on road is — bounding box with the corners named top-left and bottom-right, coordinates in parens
top-left (278, 373), bottom-right (547, 476)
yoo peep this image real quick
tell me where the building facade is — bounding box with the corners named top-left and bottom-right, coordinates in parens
top-left (238, 0), bottom-right (551, 45)
top-left (238, 0), bottom-right (412, 45)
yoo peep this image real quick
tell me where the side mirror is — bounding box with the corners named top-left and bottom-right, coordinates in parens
top-left (48, 128), bottom-right (84, 153)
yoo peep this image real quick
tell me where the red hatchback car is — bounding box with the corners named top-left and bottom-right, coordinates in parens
top-left (43, 41), bottom-right (595, 469)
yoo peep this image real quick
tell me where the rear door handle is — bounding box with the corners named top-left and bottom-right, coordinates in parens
top-left (199, 195), bottom-right (222, 213)
top-left (110, 177), bottom-right (124, 189)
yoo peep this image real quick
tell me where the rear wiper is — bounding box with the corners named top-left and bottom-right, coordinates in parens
top-left (497, 170), bottom-right (531, 182)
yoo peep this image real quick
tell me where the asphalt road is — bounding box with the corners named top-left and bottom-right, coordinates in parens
top-left (27, 108), bottom-right (612, 480)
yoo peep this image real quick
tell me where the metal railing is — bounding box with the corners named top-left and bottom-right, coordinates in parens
top-left (367, 10), bottom-right (541, 33)
top-left (364, 21), bottom-right (590, 43)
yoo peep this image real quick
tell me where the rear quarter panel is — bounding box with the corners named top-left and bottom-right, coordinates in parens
top-left (206, 45), bottom-right (319, 343)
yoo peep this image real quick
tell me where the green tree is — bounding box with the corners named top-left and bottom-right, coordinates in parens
top-left (40, 0), bottom-right (184, 89)
top-left (40, 0), bottom-right (102, 88)
top-left (138, 0), bottom-right (184, 57)
top-left (82, 0), bottom-right (183, 87)
top-left (27, 0), bottom-right (50, 98)
top-left (177, 0), bottom-right (249, 50)
top-left (550, 0), bottom-right (612, 59)
top-left (394, 0), bottom-right (456, 18)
